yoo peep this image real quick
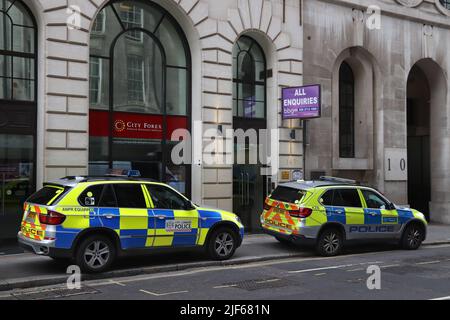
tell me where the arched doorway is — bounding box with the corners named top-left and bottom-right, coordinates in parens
top-left (232, 35), bottom-right (268, 231)
top-left (89, 0), bottom-right (191, 195)
top-left (407, 65), bottom-right (431, 219)
top-left (0, 0), bottom-right (37, 239)
top-left (406, 59), bottom-right (448, 222)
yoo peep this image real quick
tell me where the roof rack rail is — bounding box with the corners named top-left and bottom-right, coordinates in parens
top-left (319, 176), bottom-right (357, 184)
top-left (60, 175), bottom-right (159, 183)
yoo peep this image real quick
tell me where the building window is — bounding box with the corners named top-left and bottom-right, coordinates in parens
top-left (0, 1), bottom-right (37, 239)
top-left (0, 0), bottom-right (36, 101)
top-left (127, 55), bottom-right (144, 103)
top-left (440, 0), bottom-right (450, 9)
top-left (89, 57), bottom-right (102, 105)
top-left (119, 4), bottom-right (143, 41)
top-left (89, 1), bottom-right (191, 195)
top-left (91, 9), bottom-right (105, 33)
top-left (339, 61), bottom-right (355, 158)
top-left (232, 36), bottom-right (266, 119)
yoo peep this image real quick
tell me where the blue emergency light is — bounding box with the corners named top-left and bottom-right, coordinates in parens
top-left (127, 170), bottom-right (141, 177)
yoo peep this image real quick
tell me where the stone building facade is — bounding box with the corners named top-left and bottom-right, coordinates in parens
top-left (303, 0), bottom-right (450, 224)
top-left (0, 0), bottom-right (304, 238)
top-left (1, 0), bottom-right (450, 240)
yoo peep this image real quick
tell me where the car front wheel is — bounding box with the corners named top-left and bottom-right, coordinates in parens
top-left (75, 235), bottom-right (116, 273)
top-left (207, 227), bottom-right (237, 260)
top-left (401, 224), bottom-right (424, 250)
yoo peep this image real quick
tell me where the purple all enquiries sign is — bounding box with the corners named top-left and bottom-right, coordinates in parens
top-left (282, 84), bottom-right (321, 119)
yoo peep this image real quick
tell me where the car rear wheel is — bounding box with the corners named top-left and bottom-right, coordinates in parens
top-left (401, 223), bottom-right (424, 250)
top-left (75, 235), bottom-right (116, 273)
top-left (207, 227), bottom-right (237, 260)
top-left (316, 228), bottom-right (343, 257)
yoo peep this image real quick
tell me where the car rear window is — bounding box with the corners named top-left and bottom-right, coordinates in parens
top-left (26, 185), bottom-right (70, 205)
top-left (270, 186), bottom-right (306, 203)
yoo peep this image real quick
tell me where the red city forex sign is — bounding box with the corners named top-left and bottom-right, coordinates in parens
top-left (89, 110), bottom-right (188, 140)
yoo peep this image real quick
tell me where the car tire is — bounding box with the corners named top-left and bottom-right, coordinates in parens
top-left (316, 228), bottom-right (343, 257)
top-left (75, 235), bottom-right (116, 273)
top-left (401, 223), bottom-right (424, 250)
top-left (207, 227), bottom-right (238, 261)
top-left (275, 236), bottom-right (291, 244)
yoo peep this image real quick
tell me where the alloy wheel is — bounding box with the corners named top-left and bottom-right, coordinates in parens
top-left (323, 232), bottom-right (340, 254)
top-left (407, 227), bottom-right (421, 248)
top-left (214, 232), bottom-right (234, 257)
top-left (84, 240), bottom-right (110, 269)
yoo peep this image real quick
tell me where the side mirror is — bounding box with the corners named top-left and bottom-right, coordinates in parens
top-left (85, 197), bottom-right (95, 206)
top-left (185, 201), bottom-right (196, 210)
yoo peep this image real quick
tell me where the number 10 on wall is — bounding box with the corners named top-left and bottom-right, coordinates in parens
top-left (384, 148), bottom-right (408, 181)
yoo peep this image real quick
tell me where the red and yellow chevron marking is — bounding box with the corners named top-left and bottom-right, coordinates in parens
top-left (20, 202), bottom-right (47, 241)
top-left (262, 197), bottom-right (301, 235)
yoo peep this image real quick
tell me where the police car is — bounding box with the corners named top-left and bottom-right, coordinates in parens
top-left (261, 177), bottom-right (427, 256)
top-left (18, 172), bottom-right (244, 273)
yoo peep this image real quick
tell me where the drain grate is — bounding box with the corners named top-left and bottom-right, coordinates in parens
top-left (223, 278), bottom-right (289, 291)
top-left (12, 286), bottom-right (99, 300)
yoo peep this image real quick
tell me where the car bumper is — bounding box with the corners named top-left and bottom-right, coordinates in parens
top-left (17, 232), bottom-right (73, 258)
top-left (17, 232), bottom-right (55, 255)
top-left (262, 228), bottom-right (316, 245)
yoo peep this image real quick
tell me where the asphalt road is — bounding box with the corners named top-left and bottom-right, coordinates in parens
top-left (0, 235), bottom-right (307, 282)
top-left (2, 243), bottom-right (450, 300)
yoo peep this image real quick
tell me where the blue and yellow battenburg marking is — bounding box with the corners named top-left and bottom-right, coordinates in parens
top-left (262, 191), bottom-right (427, 237)
top-left (47, 206), bottom-right (243, 250)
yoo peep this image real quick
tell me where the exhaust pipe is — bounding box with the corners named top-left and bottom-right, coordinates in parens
top-left (39, 246), bottom-right (49, 255)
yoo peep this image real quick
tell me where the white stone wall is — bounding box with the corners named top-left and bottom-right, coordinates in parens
top-left (24, 0), bottom-right (304, 211)
top-left (303, 0), bottom-right (450, 223)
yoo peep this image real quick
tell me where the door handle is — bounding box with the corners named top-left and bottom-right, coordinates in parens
top-left (155, 215), bottom-right (165, 220)
top-left (102, 214), bottom-right (115, 219)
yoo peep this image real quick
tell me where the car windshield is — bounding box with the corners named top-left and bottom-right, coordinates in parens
top-left (26, 184), bottom-right (70, 206)
top-left (270, 186), bottom-right (307, 203)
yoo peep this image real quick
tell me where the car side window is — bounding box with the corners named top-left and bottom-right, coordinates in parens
top-left (99, 184), bottom-right (117, 207)
top-left (319, 190), bottom-right (334, 206)
top-left (113, 184), bottom-right (147, 208)
top-left (333, 189), bottom-right (362, 208)
top-left (361, 189), bottom-right (389, 209)
top-left (146, 185), bottom-right (189, 210)
top-left (79, 185), bottom-right (104, 207)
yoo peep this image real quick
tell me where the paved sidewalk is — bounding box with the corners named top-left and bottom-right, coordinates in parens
top-left (0, 224), bottom-right (448, 291)
top-left (423, 223), bottom-right (450, 244)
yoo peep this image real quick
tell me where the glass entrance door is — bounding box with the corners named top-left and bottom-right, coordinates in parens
top-left (232, 118), bottom-right (268, 232)
top-left (233, 164), bottom-right (267, 232)
top-left (0, 134), bottom-right (34, 239)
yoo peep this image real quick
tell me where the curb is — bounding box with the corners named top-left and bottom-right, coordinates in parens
top-left (1, 239), bottom-right (450, 292)
top-left (423, 240), bottom-right (450, 246)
